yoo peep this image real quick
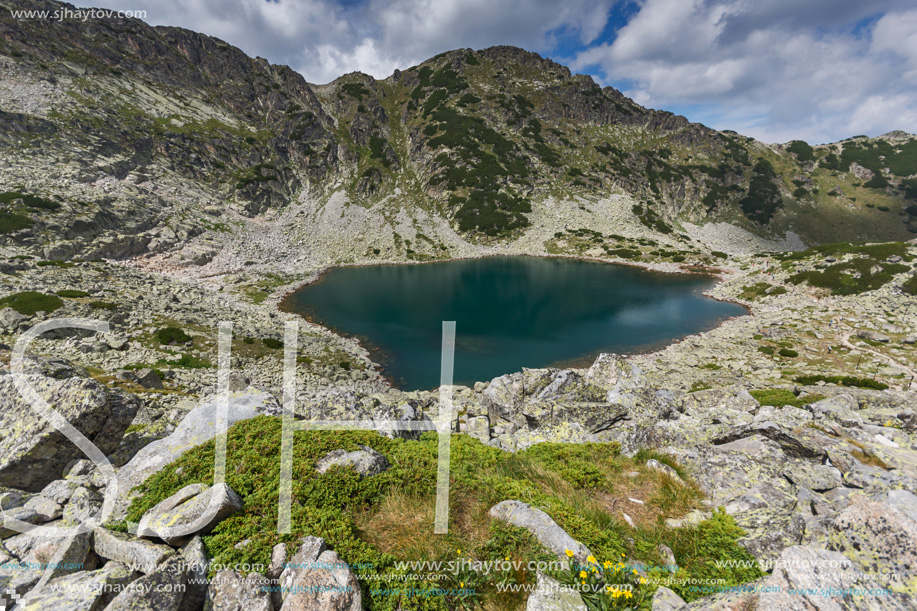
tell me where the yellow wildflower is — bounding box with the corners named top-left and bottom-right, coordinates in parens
top-left (565, 549), bottom-right (574, 558)
top-left (586, 555), bottom-right (596, 564)
top-left (579, 571), bottom-right (587, 579)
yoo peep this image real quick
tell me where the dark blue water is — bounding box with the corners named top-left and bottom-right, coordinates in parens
top-left (285, 256), bottom-right (745, 390)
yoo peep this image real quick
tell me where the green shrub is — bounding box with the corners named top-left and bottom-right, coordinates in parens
top-left (750, 389), bottom-right (824, 408)
top-left (155, 326), bottom-right (192, 345)
top-left (786, 140), bottom-right (814, 162)
top-left (739, 282), bottom-right (773, 300)
top-left (90, 301), bottom-right (117, 310)
top-left (794, 374), bottom-right (888, 390)
top-left (711, 251), bottom-right (728, 259)
top-left (778, 348), bottom-right (798, 357)
top-left (243, 337), bottom-right (256, 345)
top-left (668, 509), bottom-right (764, 602)
top-left (262, 338), bottom-right (283, 349)
top-left (0, 212), bottom-right (33, 234)
top-left (0, 191), bottom-right (61, 211)
top-left (758, 346), bottom-right (775, 355)
top-left (0, 291), bottom-right (64, 315)
top-left (157, 353), bottom-right (211, 369)
top-left (119, 421), bottom-right (757, 609)
top-left (56, 289), bottom-right (90, 298)
top-left (902, 274), bottom-right (917, 296)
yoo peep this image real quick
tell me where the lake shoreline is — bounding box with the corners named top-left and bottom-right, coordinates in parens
top-left (278, 254), bottom-right (751, 390)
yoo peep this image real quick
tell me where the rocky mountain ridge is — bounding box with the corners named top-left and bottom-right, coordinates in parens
top-left (1, 0), bottom-right (916, 270)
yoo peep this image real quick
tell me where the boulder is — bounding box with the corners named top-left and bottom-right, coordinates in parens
top-left (828, 493), bottom-right (917, 590)
top-left (463, 415), bottom-right (491, 442)
top-left (135, 368), bottom-right (164, 389)
top-left (526, 572), bottom-right (587, 611)
top-left (712, 421), bottom-right (826, 460)
top-left (16, 561), bottom-right (136, 611)
top-left (63, 486), bottom-right (104, 525)
top-left (0, 374), bottom-right (139, 491)
top-left (782, 461), bottom-right (843, 492)
top-left (23, 494), bottom-right (63, 522)
top-left (277, 536), bottom-right (361, 611)
top-left (181, 536), bottom-right (210, 611)
top-left (857, 330), bottom-right (890, 343)
top-left (489, 500), bottom-right (592, 564)
top-left (103, 389), bottom-right (278, 521)
top-left (104, 555), bottom-right (190, 611)
top-left (757, 546), bottom-right (873, 610)
top-left (0, 506), bottom-right (45, 538)
top-left (315, 445), bottom-right (391, 478)
top-left (651, 586), bottom-right (686, 611)
top-left (205, 570), bottom-right (273, 611)
top-left (138, 483), bottom-right (243, 546)
top-left (807, 394), bottom-right (863, 428)
top-left (93, 527), bottom-right (175, 573)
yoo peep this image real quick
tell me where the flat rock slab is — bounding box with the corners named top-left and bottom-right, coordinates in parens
top-left (138, 483), bottom-right (242, 546)
top-left (17, 561), bottom-right (136, 611)
top-left (102, 389), bottom-right (278, 521)
top-left (104, 555), bottom-right (189, 611)
top-left (489, 500), bottom-right (593, 564)
top-left (0, 374), bottom-right (138, 492)
top-left (94, 527), bottom-right (175, 573)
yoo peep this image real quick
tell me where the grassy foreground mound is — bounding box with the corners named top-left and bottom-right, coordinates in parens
top-left (122, 416), bottom-right (761, 610)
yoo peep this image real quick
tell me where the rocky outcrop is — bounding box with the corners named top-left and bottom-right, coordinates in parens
top-left (0, 373), bottom-right (139, 491)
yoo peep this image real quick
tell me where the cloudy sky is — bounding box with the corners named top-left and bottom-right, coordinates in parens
top-left (74, 0), bottom-right (917, 144)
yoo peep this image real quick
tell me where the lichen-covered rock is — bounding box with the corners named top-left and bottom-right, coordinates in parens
top-left (138, 483), bottom-right (243, 546)
top-left (526, 572), bottom-right (587, 611)
top-left (315, 445), bottom-right (390, 478)
top-left (0, 374), bottom-right (139, 491)
top-left (205, 570), bottom-right (273, 611)
top-left (277, 536), bottom-right (362, 611)
top-left (16, 561), bottom-right (136, 611)
top-left (829, 493), bottom-right (917, 592)
top-left (651, 586), bottom-right (686, 611)
top-left (712, 421), bottom-right (827, 460)
top-left (94, 527), bottom-right (175, 574)
top-left (102, 389), bottom-right (277, 521)
top-left (783, 461), bottom-right (843, 492)
top-left (104, 555), bottom-right (190, 611)
top-left (181, 536), bottom-right (210, 611)
top-left (489, 500), bottom-right (592, 564)
top-left (62, 486), bottom-right (104, 525)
